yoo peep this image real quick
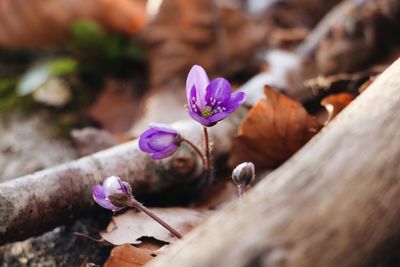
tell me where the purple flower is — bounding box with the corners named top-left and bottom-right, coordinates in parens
top-left (92, 176), bottom-right (130, 211)
top-left (186, 65), bottom-right (246, 127)
top-left (139, 123), bottom-right (181, 159)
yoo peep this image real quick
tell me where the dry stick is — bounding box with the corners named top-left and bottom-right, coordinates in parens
top-left (0, 117), bottom-right (243, 245)
top-left (127, 198), bottom-right (182, 239)
top-left (147, 58), bottom-right (400, 267)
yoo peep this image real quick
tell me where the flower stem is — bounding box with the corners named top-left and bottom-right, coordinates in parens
top-left (237, 184), bottom-right (246, 197)
top-left (127, 198), bottom-right (183, 239)
top-left (203, 127), bottom-right (211, 184)
top-left (181, 139), bottom-right (206, 168)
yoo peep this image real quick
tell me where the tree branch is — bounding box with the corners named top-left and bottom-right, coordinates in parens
top-left (0, 113), bottom-right (245, 245)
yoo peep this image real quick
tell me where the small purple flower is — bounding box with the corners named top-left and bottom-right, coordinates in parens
top-left (92, 176), bottom-right (130, 211)
top-left (139, 123), bottom-right (181, 159)
top-left (186, 65), bottom-right (246, 127)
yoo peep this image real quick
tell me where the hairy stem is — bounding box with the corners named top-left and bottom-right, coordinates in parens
top-left (127, 198), bottom-right (183, 239)
top-left (237, 184), bottom-right (246, 197)
top-left (203, 127), bottom-right (212, 185)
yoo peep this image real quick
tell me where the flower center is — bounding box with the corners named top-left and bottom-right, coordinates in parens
top-left (201, 106), bottom-right (213, 118)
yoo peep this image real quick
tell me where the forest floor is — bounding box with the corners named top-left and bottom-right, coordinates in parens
top-left (0, 112), bottom-right (110, 267)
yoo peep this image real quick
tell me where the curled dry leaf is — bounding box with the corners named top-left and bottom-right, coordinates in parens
top-left (104, 243), bottom-right (156, 267)
top-left (229, 85), bottom-right (323, 169)
top-left (321, 93), bottom-right (355, 123)
top-left (100, 208), bottom-right (211, 245)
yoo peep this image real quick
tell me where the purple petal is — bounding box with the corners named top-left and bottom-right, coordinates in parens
top-left (92, 185), bottom-right (118, 210)
top-left (93, 184), bottom-right (106, 200)
top-left (151, 144), bottom-right (178, 159)
top-left (121, 182), bottom-right (130, 194)
top-left (148, 123), bottom-right (177, 135)
top-left (186, 65), bottom-right (209, 103)
top-left (139, 128), bottom-right (159, 153)
top-left (208, 112), bottom-right (230, 124)
top-left (139, 137), bottom-right (153, 153)
top-left (205, 78), bottom-right (231, 106)
top-left (103, 176), bottom-right (124, 196)
top-left (148, 132), bottom-right (176, 151)
top-left (188, 84), bottom-right (200, 110)
top-left (224, 91), bottom-right (246, 112)
top-left (118, 179), bottom-right (129, 194)
top-left (188, 110), bottom-right (212, 126)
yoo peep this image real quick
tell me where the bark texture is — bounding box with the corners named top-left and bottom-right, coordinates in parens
top-left (0, 113), bottom-right (244, 245)
top-left (146, 57), bottom-right (400, 267)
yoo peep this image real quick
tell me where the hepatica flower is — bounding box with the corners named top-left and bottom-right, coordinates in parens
top-left (186, 65), bottom-right (246, 126)
top-left (93, 176), bottom-right (183, 239)
top-left (92, 176), bottom-right (130, 212)
top-left (139, 123), bottom-right (181, 159)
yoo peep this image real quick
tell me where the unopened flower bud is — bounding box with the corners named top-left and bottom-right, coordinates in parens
top-left (232, 162), bottom-right (255, 186)
top-left (92, 176), bottom-right (131, 212)
top-left (139, 123), bottom-right (182, 160)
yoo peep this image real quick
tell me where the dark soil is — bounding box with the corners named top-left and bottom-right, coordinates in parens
top-left (0, 217), bottom-right (112, 267)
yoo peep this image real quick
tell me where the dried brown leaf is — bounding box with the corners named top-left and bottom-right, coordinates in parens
top-left (321, 93), bottom-right (355, 123)
top-left (100, 208), bottom-right (210, 245)
top-left (229, 85), bottom-right (323, 169)
top-left (88, 80), bottom-right (140, 134)
top-left (0, 0), bottom-right (147, 47)
top-left (142, 0), bottom-right (267, 87)
top-left (104, 243), bottom-right (155, 267)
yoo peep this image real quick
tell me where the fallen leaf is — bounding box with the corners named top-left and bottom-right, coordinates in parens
top-left (142, 0), bottom-right (267, 87)
top-left (104, 243), bottom-right (155, 267)
top-left (88, 80), bottom-right (140, 134)
top-left (100, 208), bottom-right (210, 245)
top-left (320, 93), bottom-right (355, 123)
top-left (229, 85), bottom-right (323, 169)
top-left (0, 0), bottom-right (147, 47)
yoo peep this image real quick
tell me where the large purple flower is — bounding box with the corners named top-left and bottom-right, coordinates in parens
top-left (186, 65), bottom-right (246, 126)
top-left (139, 123), bottom-right (181, 159)
top-left (92, 176), bottom-right (130, 211)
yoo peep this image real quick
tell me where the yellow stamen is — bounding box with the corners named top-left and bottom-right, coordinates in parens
top-left (201, 106), bottom-right (213, 118)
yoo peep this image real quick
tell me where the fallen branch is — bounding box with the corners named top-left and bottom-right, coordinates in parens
top-left (147, 57), bottom-right (400, 267)
top-left (0, 112), bottom-right (245, 245)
